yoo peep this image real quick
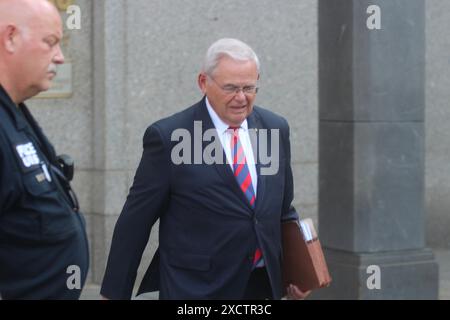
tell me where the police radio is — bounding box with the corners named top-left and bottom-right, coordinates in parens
top-left (57, 154), bottom-right (74, 181)
top-left (50, 154), bottom-right (79, 212)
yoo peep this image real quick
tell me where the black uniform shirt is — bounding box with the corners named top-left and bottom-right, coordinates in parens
top-left (0, 85), bottom-right (89, 299)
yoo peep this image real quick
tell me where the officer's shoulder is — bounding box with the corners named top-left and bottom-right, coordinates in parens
top-left (0, 119), bottom-right (10, 165)
top-left (0, 117), bottom-right (9, 144)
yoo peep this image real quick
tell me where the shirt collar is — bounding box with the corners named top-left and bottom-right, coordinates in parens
top-left (205, 97), bottom-right (248, 134)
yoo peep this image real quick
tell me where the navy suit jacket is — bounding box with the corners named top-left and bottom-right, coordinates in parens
top-left (101, 98), bottom-right (299, 299)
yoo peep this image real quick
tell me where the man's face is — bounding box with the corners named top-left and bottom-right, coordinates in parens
top-left (15, 9), bottom-right (64, 99)
top-left (199, 56), bottom-right (259, 127)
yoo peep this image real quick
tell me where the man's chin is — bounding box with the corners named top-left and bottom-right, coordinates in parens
top-left (29, 85), bottom-right (51, 99)
top-left (39, 82), bottom-right (53, 92)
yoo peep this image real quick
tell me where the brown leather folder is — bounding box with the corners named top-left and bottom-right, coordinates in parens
top-left (282, 219), bottom-right (332, 293)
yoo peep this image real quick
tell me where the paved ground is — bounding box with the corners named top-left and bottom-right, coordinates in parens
top-left (80, 286), bottom-right (158, 300)
top-left (81, 248), bottom-right (450, 300)
top-left (437, 249), bottom-right (450, 300)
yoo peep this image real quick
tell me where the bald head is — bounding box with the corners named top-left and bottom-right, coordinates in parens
top-left (0, 0), bottom-right (60, 29)
top-left (0, 0), bottom-right (64, 104)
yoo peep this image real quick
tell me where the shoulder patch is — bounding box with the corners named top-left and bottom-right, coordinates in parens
top-left (15, 142), bottom-right (40, 168)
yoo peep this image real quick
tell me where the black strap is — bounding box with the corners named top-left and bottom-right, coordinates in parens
top-left (50, 163), bottom-right (79, 212)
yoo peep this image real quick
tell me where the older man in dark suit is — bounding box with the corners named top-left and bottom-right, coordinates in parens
top-left (101, 38), bottom-right (308, 300)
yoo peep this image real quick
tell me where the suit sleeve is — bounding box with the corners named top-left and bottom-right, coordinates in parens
top-left (101, 124), bottom-right (171, 300)
top-left (280, 119), bottom-right (300, 223)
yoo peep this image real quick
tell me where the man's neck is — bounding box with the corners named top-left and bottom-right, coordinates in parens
top-left (0, 80), bottom-right (21, 106)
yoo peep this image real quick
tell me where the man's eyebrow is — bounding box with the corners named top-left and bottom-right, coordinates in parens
top-left (223, 83), bottom-right (257, 87)
top-left (44, 35), bottom-right (60, 44)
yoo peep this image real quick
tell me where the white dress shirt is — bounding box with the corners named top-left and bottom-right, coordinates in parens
top-left (205, 97), bottom-right (258, 195)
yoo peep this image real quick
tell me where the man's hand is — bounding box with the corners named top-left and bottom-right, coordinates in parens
top-left (286, 284), bottom-right (311, 300)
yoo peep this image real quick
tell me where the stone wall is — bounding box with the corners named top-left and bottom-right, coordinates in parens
top-left (25, 1), bottom-right (449, 289)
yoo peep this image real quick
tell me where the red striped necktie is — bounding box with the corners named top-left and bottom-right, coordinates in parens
top-left (229, 127), bottom-right (264, 269)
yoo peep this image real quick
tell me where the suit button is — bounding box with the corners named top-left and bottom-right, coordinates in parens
top-left (254, 218), bottom-right (258, 225)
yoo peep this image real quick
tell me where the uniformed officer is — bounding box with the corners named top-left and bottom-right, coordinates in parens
top-left (0, 0), bottom-right (89, 299)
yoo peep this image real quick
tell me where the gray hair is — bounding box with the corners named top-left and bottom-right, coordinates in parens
top-left (202, 38), bottom-right (260, 76)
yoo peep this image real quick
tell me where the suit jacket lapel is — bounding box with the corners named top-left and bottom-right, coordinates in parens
top-left (247, 110), bottom-right (266, 213)
top-left (195, 98), bottom-right (254, 213)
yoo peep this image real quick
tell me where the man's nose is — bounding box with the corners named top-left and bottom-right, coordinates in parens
top-left (54, 44), bottom-right (65, 64)
top-left (234, 89), bottom-right (247, 101)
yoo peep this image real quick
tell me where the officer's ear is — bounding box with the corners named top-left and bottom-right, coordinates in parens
top-left (2, 25), bottom-right (19, 53)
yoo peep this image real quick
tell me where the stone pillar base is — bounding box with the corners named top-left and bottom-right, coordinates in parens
top-left (311, 248), bottom-right (439, 299)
